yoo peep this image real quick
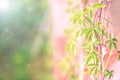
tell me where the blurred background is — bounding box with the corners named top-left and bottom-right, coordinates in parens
top-left (0, 0), bottom-right (54, 80)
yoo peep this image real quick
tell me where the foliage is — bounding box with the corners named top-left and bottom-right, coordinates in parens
top-left (64, 0), bottom-right (119, 80)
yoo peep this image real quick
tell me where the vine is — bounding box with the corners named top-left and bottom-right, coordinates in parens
top-left (62, 0), bottom-right (120, 80)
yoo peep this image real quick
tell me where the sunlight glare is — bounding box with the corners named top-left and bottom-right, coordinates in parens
top-left (0, 0), bottom-right (10, 11)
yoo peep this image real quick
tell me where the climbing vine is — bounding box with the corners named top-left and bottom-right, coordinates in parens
top-left (59, 0), bottom-right (120, 80)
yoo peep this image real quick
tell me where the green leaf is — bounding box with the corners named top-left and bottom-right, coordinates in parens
top-left (82, 28), bottom-right (93, 39)
top-left (82, 41), bottom-right (92, 52)
top-left (90, 9), bottom-right (93, 18)
top-left (118, 55), bottom-right (120, 61)
top-left (85, 17), bottom-right (94, 27)
top-left (100, 65), bottom-right (103, 71)
top-left (102, 29), bottom-right (106, 37)
top-left (75, 28), bottom-right (81, 38)
top-left (112, 38), bottom-right (117, 42)
top-left (71, 12), bottom-right (82, 24)
top-left (70, 73), bottom-right (77, 79)
top-left (90, 66), bottom-right (96, 74)
top-left (83, 8), bottom-right (89, 15)
top-left (93, 3), bottom-right (105, 8)
top-left (85, 52), bottom-right (98, 67)
top-left (95, 28), bottom-right (102, 35)
top-left (95, 22), bottom-right (103, 27)
top-left (109, 41), bottom-right (116, 50)
top-left (117, 51), bottom-right (120, 61)
top-left (66, 40), bottom-right (77, 53)
top-left (64, 28), bottom-right (72, 34)
top-left (106, 38), bottom-right (117, 50)
top-left (89, 65), bottom-right (98, 76)
top-left (109, 33), bottom-right (113, 39)
top-left (65, 42), bottom-right (71, 52)
top-left (95, 67), bottom-right (99, 76)
top-left (106, 40), bottom-right (111, 44)
top-left (105, 70), bottom-right (114, 80)
top-left (85, 55), bottom-right (92, 66)
top-left (95, 39), bottom-right (102, 44)
top-left (86, 29), bottom-right (93, 39)
top-left (110, 42), bottom-right (113, 50)
top-left (113, 41), bottom-right (117, 49)
top-left (88, 64), bottom-right (96, 68)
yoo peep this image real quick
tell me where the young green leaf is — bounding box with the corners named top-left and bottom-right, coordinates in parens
top-left (82, 41), bottom-right (93, 52)
top-left (71, 13), bottom-right (82, 24)
top-left (85, 54), bottom-right (92, 66)
top-left (95, 22), bottom-right (103, 27)
top-left (66, 40), bottom-right (77, 53)
top-left (85, 17), bottom-right (94, 27)
top-left (117, 51), bottom-right (120, 61)
top-left (86, 29), bottom-right (93, 39)
top-left (82, 28), bottom-right (93, 39)
top-left (106, 38), bottom-right (117, 50)
top-left (93, 3), bottom-right (105, 8)
top-left (95, 39), bottom-right (102, 44)
top-left (89, 64), bottom-right (99, 76)
top-left (64, 28), bottom-right (73, 34)
top-left (90, 9), bottom-right (93, 18)
top-left (109, 33), bottom-right (113, 39)
top-left (105, 70), bottom-right (114, 80)
top-left (118, 55), bottom-right (120, 61)
top-left (83, 8), bottom-right (90, 15)
top-left (88, 64), bottom-right (96, 67)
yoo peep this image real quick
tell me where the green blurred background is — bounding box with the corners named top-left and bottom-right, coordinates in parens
top-left (0, 0), bottom-right (53, 80)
